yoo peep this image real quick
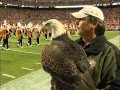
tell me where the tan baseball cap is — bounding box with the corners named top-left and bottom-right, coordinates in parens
top-left (71, 6), bottom-right (104, 21)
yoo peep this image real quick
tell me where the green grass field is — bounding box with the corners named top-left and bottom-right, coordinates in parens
top-left (0, 31), bottom-right (119, 85)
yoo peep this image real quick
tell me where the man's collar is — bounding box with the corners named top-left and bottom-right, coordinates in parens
top-left (76, 35), bottom-right (107, 55)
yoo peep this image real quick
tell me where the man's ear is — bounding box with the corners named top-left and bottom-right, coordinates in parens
top-left (90, 22), bottom-right (98, 29)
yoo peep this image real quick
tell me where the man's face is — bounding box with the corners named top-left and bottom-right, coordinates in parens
top-left (75, 18), bottom-right (93, 36)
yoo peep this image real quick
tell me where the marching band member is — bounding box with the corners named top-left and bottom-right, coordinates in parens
top-left (1, 22), bottom-right (10, 50)
top-left (27, 22), bottom-right (33, 47)
top-left (34, 24), bottom-right (41, 45)
top-left (16, 22), bottom-right (23, 48)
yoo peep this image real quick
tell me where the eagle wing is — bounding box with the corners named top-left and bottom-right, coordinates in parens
top-left (41, 42), bottom-right (80, 78)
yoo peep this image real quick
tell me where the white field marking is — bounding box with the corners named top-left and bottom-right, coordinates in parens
top-left (10, 49), bottom-right (40, 55)
top-left (1, 74), bottom-right (16, 79)
top-left (21, 67), bottom-right (34, 71)
top-left (36, 62), bottom-right (41, 65)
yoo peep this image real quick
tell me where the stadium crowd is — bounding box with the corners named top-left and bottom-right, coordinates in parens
top-left (0, 7), bottom-right (119, 31)
top-left (102, 7), bottom-right (120, 30)
top-left (1, 0), bottom-right (120, 6)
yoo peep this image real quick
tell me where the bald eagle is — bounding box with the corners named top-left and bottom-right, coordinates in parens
top-left (41, 19), bottom-right (96, 90)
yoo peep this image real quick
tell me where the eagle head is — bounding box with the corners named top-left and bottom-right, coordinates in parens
top-left (41, 19), bottom-right (66, 39)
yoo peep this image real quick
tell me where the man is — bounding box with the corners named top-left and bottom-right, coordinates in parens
top-left (71, 6), bottom-right (120, 90)
top-left (27, 22), bottom-right (33, 47)
top-left (34, 24), bottom-right (41, 45)
top-left (16, 23), bottom-right (23, 48)
top-left (1, 24), bottom-right (10, 50)
top-left (0, 28), bottom-right (2, 41)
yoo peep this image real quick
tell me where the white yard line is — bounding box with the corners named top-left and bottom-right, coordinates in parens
top-left (10, 49), bottom-right (40, 55)
top-left (1, 74), bottom-right (16, 79)
top-left (21, 67), bottom-right (34, 71)
top-left (36, 63), bottom-right (41, 65)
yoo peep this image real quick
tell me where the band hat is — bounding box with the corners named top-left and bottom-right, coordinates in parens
top-left (71, 6), bottom-right (104, 21)
top-left (3, 20), bottom-right (7, 26)
top-left (17, 22), bottom-right (22, 28)
top-left (27, 22), bottom-right (33, 28)
top-left (34, 24), bottom-right (39, 28)
top-left (3, 23), bottom-right (7, 26)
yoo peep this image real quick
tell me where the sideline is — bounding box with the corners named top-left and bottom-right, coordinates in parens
top-left (1, 74), bottom-right (16, 79)
top-left (1, 69), bottom-right (51, 90)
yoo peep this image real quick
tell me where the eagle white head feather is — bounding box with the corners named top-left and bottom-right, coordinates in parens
top-left (42, 19), bottom-right (66, 39)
